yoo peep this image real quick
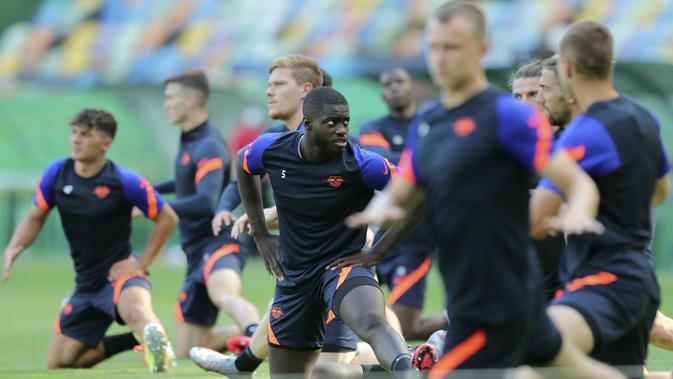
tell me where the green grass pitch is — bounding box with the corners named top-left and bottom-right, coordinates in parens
top-left (1, 255), bottom-right (671, 378)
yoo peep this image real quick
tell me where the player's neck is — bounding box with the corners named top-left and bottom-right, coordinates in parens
top-left (179, 110), bottom-right (209, 133)
top-left (74, 156), bottom-right (106, 178)
top-left (573, 80), bottom-right (619, 113)
top-left (389, 104), bottom-right (416, 119)
top-left (299, 133), bottom-right (332, 163)
top-left (440, 73), bottom-right (488, 109)
top-left (283, 112), bottom-right (305, 131)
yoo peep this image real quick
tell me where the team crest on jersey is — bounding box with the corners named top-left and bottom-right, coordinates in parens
top-left (181, 153), bottom-right (190, 165)
top-left (326, 176), bottom-right (345, 187)
top-left (63, 185), bottom-right (73, 195)
top-left (93, 185), bottom-right (110, 199)
top-left (453, 117), bottom-right (476, 137)
top-left (271, 306), bottom-right (283, 319)
top-left (63, 303), bottom-right (73, 315)
top-left (393, 135), bottom-right (404, 145)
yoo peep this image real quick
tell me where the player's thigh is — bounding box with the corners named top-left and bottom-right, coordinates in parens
top-left (174, 322), bottom-right (212, 357)
top-left (206, 267), bottom-right (242, 299)
top-left (47, 332), bottom-right (90, 368)
top-left (268, 345), bottom-right (321, 374)
top-left (116, 282), bottom-right (154, 323)
top-left (547, 304), bottom-right (595, 353)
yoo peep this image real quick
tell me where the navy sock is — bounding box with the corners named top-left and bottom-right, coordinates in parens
top-left (103, 332), bottom-right (139, 357)
top-left (234, 346), bottom-right (263, 372)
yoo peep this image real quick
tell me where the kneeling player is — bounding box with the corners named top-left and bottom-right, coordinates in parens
top-left (2, 109), bottom-right (177, 372)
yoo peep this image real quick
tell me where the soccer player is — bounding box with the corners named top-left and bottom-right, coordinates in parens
top-left (510, 58), bottom-right (543, 108)
top-left (156, 70), bottom-right (259, 357)
top-left (531, 22), bottom-right (670, 377)
top-left (538, 53), bottom-right (673, 379)
top-left (194, 57), bottom-right (378, 375)
top-left (511, 58), bottom-right (568, 301)
top-left (236, 86), bottom-right (413, 377)
top-left (340, 2), bottom-right (624, 378)
top-left (359, 67), bottom-right (446, 340)
top-left (2, 109), bottom-right (177, 372)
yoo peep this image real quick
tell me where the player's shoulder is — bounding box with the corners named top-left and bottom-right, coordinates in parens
top-left (112, 162), bottom-right (145, 185)
top-left (263, 124), bottom-right (290, 134)
top-left (40, 158), bottom-right (69, 183)
top-left (44, 157), bottom-right (69, 172)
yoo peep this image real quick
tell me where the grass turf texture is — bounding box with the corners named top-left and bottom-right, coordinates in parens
top-left (1, 255), bottom-right (671, 378)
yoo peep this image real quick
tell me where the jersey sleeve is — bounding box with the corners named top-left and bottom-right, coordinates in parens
top-left (537, 115), bottom-right (622, 197)
top-left (398, 115), bottom-right (422, 185)
top-left (496, 96), bottom-right (553, 172)
top-left (353, 144), bottom-right (398, 190)
top-left (649, 112), bottom-right (671, 178)
top-left (240, 132), bottom-right (283, 176)
top-left (117, 168), bottom-right (165, 220)
top-left (554, 115), bottom-right (621, 176)
top-left (32, 159), bottom-right (65, 211)
top-left (359, 120), bottom-right (402, 163)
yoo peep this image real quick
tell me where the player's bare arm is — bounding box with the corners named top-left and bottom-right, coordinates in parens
top-left (108, 204), bottom-right (178, 281)
top-left (230, 206), bottom-right (279, 240)
top-left (651, 174), bottom-right (670, 207)
top-left (2, 205), bottom-right (49, 282)
top-left (532, 150), bottom-right (604, 237)
top-left (236, 153), bottom-right (283, 280)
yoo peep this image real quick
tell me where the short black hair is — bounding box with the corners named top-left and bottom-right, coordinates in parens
top-left (164, 70), bottom-right (210, 105)
top-left (303, 87), bottom-right (348, 120)
top-left (320, 68), bottom-right (332, 87)
top-left (69, 108), bottom-right (117, 138)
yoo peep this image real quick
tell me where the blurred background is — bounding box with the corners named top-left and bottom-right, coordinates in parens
top-left (1, 0), bottom-right (672, 267)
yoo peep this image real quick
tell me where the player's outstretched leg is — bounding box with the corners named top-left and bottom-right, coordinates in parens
top-left (269, 345), bottom-right (321, 377)
top-left (117, 284), bottom-right (173, 372)
top-left (338, 285), bottom-right (413, 377)
top-left (206, 268), bottom-right (260, 336)
top-left (190, 303), bottom-right (270, 375)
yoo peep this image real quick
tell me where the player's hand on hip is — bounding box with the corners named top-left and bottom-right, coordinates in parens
top-left (2, 245), bottom-right (23, 282)
top-left (212, 210), bottom-right (237, 236)
top-left (326, 249), bottom-right (383, 271)
top-left (108, 256), bottom-right (144, 282)
top-left (346, 192), bottom-right (405, 228)
top-left (230, 213), bottom-right (250, 239)
top-left (254, 233), bottom-right (284, 281)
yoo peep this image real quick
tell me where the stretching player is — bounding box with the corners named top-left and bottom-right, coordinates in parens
top-left (511, 59), bottom-right (565, 301)
top-left (192, 57), bottom-right (394, 376)
top-left (2, 109), bottom-right (177, 372)
top-left (156, 70), bottom-right (259, 357)
top-left (237, 86), bottom-right (413, 377)
top-left (359, 67), bottom-right (446, 340)
top-left (531, 25), bottom-right (671, 378)
top-left (340, 2), bottom-right (624, 378)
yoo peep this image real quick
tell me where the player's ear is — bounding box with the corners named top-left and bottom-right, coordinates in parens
top-left (300, 83), bottom-right (314, 98)
top-left (101, 135), bottom-right (113, 152)
top-left (303, 117), bottom-right (311, 129)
